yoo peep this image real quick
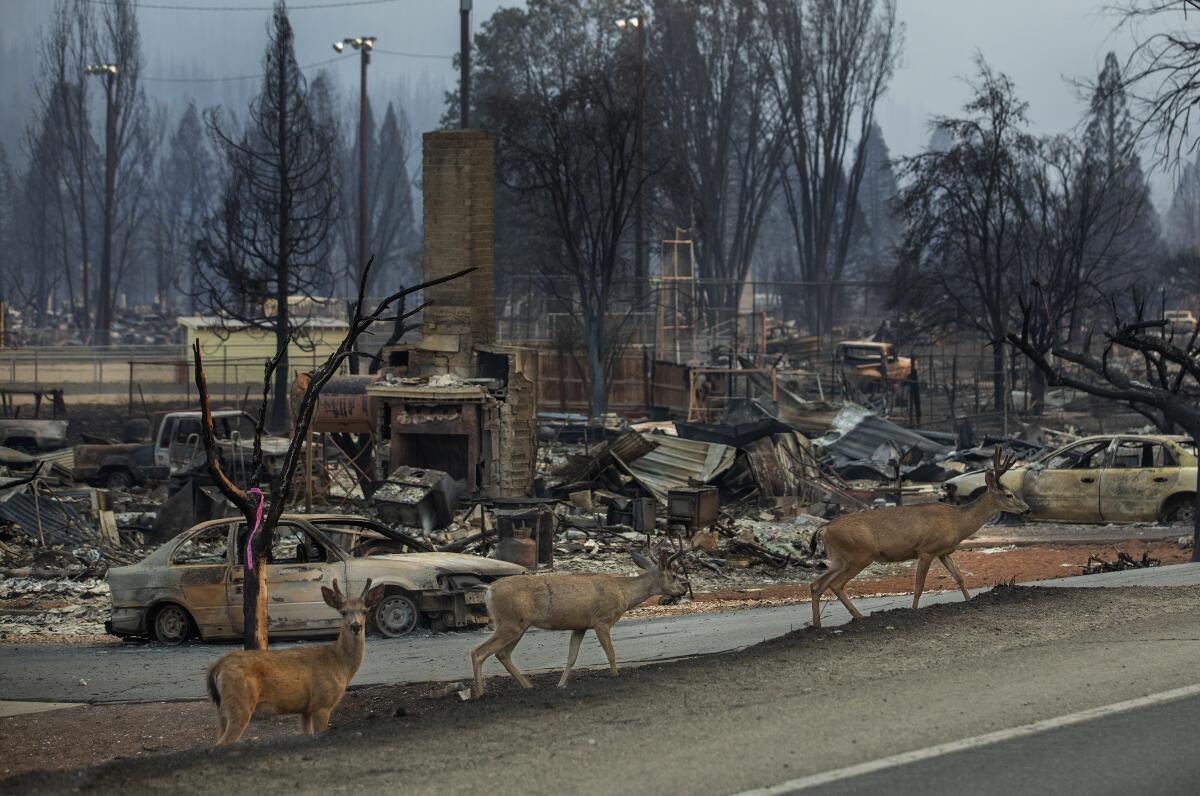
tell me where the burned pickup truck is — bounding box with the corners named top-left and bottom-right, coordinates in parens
top-left (105, 513), bottom-right (526, 643)
top-left (74, 410), bottom-right (288, 489)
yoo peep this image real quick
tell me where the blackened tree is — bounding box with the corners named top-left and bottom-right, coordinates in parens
top-left (193, 1), bottom-right (339, 428)
top-left (768, 0), bottom-right (901, 335)
top-left (653, 0), bottom-right (785, 316)
top-left (468, 0), bottom-right (662, 415)
top-left (152, 102), bottom-right (213, 312)
top-left (896, 59), bottom-right (1034, 412)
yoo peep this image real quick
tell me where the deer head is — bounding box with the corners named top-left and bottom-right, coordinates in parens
top-left (321, 578), bottom-right (386, 636)
top-left (630, 549), bottom-right (690, 599)
top-left (984, 446), bottom-right (1030, 515)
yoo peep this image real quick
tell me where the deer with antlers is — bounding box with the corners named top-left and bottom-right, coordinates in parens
top-left (470, 549), bottom-right (689, 699)
top-left (810, 446), bottom-right (1029, 628)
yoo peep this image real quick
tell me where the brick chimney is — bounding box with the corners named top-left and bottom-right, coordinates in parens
top-left (418, 129), bottom-right (495, 373)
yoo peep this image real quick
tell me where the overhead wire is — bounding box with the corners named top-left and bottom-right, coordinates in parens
top-left (140, 52), bottom-right (355, 83)
top-left (84, 0), bottom-right (406, 11)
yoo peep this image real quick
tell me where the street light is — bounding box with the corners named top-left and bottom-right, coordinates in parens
top-left (332, 37), bottom-right (376, 309)
top-left (85, 62), bottom-right (119, 342)
top-left (616, 13), bottom-right (647, 289)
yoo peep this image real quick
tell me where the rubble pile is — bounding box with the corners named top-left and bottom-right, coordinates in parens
top-left (0, 576), bottom-right (111, 639)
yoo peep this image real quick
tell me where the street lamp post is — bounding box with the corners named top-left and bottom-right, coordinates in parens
top-left (333, 37), bottom-right (376, 298)
top-left (616, 14), bottom-right (646, 289)
top-left (85, 63), bottom-right (117, 342)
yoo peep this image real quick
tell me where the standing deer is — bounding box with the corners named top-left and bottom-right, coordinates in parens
top-left (810, 447), bottom-right (1029, 628)
top-left (205, 578), bottom-right (385, 744)
top-left (470, 549), bottom-right (689, 699)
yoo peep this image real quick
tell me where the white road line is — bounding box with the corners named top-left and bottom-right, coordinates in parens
top-left (729, 682), bottom-right (1200, 796)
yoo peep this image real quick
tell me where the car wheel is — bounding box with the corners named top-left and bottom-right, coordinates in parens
top-left (104, 469), bottom-right (135, 490)
top-left (151, 603), bottom-right (194, 645)
top-left (372, 592), bottom-right (420, 638)
top-left (1163, 495), bottom-right (1196, 526)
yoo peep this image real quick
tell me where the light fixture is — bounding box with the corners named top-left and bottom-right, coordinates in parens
top-left (335, 36), bottom-right (376, 52)
top-left (84, 63), bottom-right (118, 76)
top-left (616, 15), bottom-right (642, 31)
top-left (616, 18), bottom-right (627, 29)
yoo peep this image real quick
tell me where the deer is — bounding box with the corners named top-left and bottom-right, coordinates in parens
top-left (205, 578), bottom-right (385, 744)
top-left (810, 446), bottom-right (1029, 628)
top-left (470, 549), bottom-right (689, 699)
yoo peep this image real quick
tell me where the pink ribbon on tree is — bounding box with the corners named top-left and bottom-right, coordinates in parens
top-left (245, 487), bottom-right (266, 571)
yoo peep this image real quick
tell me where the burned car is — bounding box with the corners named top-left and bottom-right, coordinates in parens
top-left (943, 435), bottom-right (1197, 524)
top-left (105, 513), bottom-right (525, 644)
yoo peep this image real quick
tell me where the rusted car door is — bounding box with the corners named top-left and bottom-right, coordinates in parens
top-left (1099, 439), bottom-right (1179, 522)
top-left (1021, 439), bottom-right (1110, 521)
top-left (168, 522), bottom-right (238, 638)
top-left (227, 522), bottom-right (340, 636)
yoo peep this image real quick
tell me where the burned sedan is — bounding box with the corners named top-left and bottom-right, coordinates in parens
top-left (105, 514), bottom-right (525, 644)
top-left (943, 435), bottom-right (1197, 524)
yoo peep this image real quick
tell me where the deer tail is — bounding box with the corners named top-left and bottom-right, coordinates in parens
top-left (809, 527), bottom-right (823, 557)
top-left (206, 664), bottom-right (222, 707)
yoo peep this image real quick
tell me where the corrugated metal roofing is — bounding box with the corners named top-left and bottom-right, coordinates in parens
top-left (813, 404), bottom-right (951, 465)
top-left (0, 489), bottom-right (95, 545)
top-left (616, 433), bottom-right (735, 503)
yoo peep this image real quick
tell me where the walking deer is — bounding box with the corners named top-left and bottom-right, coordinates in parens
top-left (205, 578), bottom-right (385, 744)
top-left (470, 549), bottom-right (689, 699)
top-left (810, 447), bottom-right (1029, 628)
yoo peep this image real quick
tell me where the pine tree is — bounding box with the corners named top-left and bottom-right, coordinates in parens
top-left (1081, 51), bottom-right (1161, 280)
top-left (859, 123), bottom-right (901, 269)
top-left (153, 102), bottom-right (213, 312)
top-left (1166, 152), bottom-right (1200, 252)
top-left (192, 1), bottom-right (339, 429)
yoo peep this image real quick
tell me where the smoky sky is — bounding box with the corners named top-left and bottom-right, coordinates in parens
top-left (0, 0), bottom-right (1183, 204)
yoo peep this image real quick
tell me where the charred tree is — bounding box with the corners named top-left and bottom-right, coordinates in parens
top-left (1008, 296), bottom-right (1200, 561)
top-left (192, 2), bottom-right (338, 429)
top-left (768, 0), bottom-right (900, 335)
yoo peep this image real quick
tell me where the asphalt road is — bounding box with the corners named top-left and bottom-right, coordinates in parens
top-left (760, 688), bottom-right (1200, 796)
top-left (0, 590), bottom-right (955, 703)
top-left (4, 563), bottom-right (1199, 704)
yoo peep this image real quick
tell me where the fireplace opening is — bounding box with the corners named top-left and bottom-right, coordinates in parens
top-left (394, 433), bottom-right (470, 482)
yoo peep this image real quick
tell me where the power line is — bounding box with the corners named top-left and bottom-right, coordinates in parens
top-left (85, 0), bottom-right (406, 11)
top-left (374, 48), bottom-right (453, 61)
top-left (141, 52), bottom-right (353, 83)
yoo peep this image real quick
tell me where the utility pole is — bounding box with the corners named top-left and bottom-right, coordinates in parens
top-left (333, 37), bottom-right (376, 295)
top-left (460, 0), bottom-right (472, 128)
top-left (617, 13), bottom-right (647, 289)
top-left (85, 63), bottom-right (118, 344)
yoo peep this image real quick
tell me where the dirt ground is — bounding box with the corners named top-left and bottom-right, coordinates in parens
top-left (5, 584), bottom-right (1200, 793)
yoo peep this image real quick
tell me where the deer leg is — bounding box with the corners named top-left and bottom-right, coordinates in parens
top-left (913, 554), bottom-right (933, 609)
top-left (495, 636), bottom-right (533, 689)
top-left (310, 707), bottom-right (333, 734)
top-left (558, 630), bottom-right (586, 687)
top-left (216, 704), bottom-right (252, 745)
top-left (471, 626), bottom-right (525, 698)
top-left (594, 625), bottom-right (620, 676)
top-left (810, 566), bottom-right (843, 628)
top-left (829, 560), bottom-right (870, 620)
top-left (939, 554), bottom-right (972, 600)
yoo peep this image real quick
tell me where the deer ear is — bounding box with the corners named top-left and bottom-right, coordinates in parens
top-left (365, 584), bottom-right (386, 609)
top-left (630, 551), bottom-right (655, 571)
top-left (985, 472), bottom-right (997, 490)
top-left (321, 586), bottom-right (343, 610)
